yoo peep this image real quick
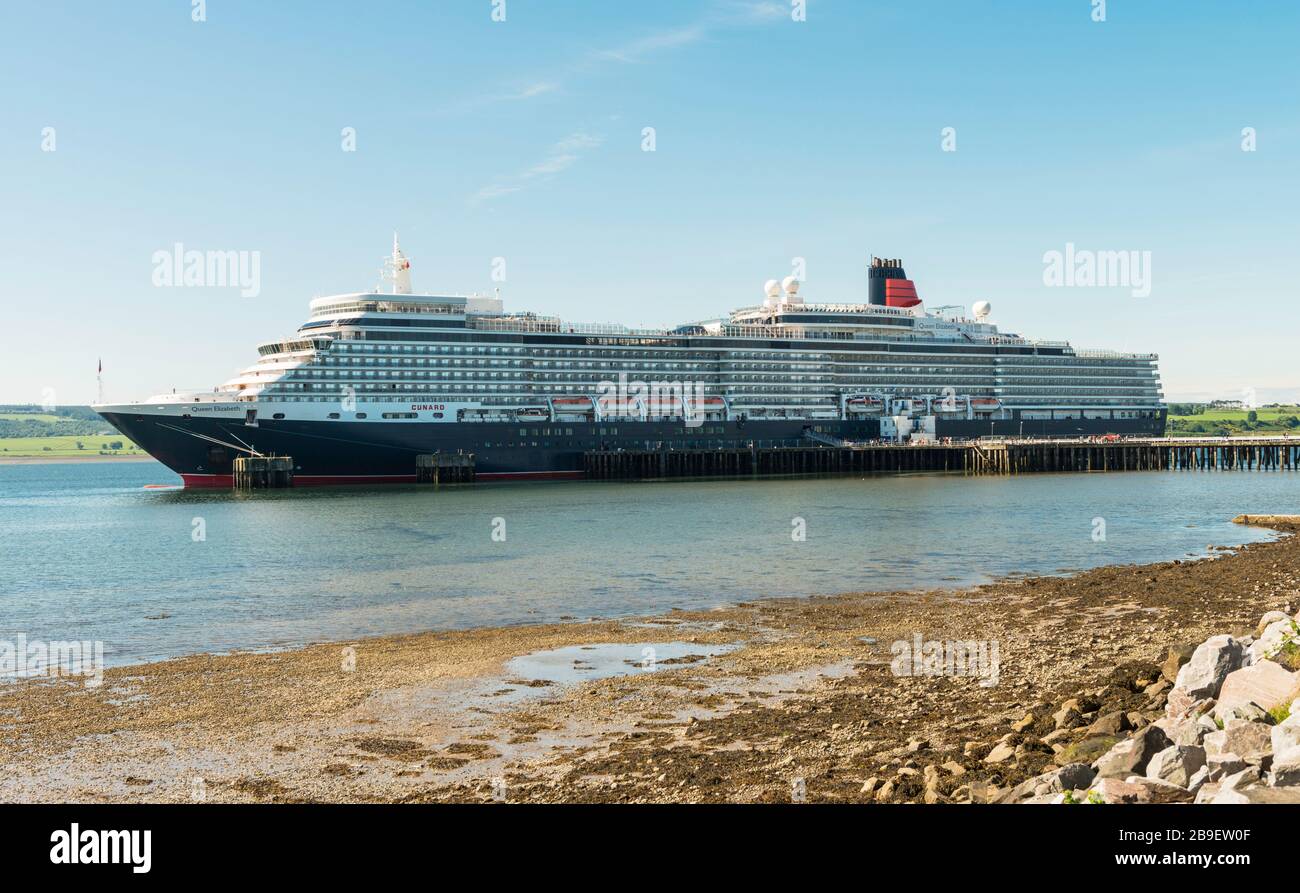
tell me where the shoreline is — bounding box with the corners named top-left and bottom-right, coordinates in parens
top-left (27, 528), bottom-right (1284, 675)
top-left (2, 517), bottom-right (1297, 803)
top-left (0, 454), bottom-right (157, 465)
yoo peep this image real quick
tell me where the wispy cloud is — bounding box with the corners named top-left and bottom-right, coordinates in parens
top-left (436, 80), bottom-right (561, 115)
top-left (718, 1), bottom-right (789, 23)
top-left (464, 2), bottom-right (784, 204)
top-left (444, 1), bottom-right (786, 114)
top-left (511, 81), bottom-right (560, 100)
top-left (471, 131), bottom-right (606, 205)
top-left (589, 24), bottom-right (709, 64)
top-left (580, 2), bottom-right (785, 66)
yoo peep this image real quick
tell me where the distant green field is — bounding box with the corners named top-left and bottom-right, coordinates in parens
top-left (0, 412), bottom-right (62, 422)
top-left (1185, 407), bottom-right (1296, 422)
top-left (1167, 405), bottom-right (1300, 436)
top-left (0, 406), bottom-right (141, 457)
top-left (0, 434), bottom-right (143, 458)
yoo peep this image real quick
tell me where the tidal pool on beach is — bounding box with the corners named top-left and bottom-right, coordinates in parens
top-left (504, 642), bottom-right (736, 687)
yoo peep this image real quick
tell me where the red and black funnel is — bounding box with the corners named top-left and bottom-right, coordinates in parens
top-left (868, 257), bottom-right (921, 308)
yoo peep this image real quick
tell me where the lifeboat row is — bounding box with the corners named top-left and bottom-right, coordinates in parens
top-left (845, 394), bottom-right (1002, 416)
top-left (525, 395), bottom-right (731, 421)
top-left (605, 395), bottom-right (729, 419)
top-left (525, 393), bottom-right (1001, 422)
top-left (845, 395), bottom-right (886, 415)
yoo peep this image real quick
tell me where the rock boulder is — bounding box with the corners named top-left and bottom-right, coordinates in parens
top-left (1145, 744), bottom-right (1206, 788)
top-left (1093, 725), bottom-right (1171, 779)
top-left (1258, 611), bottom-right (1291, 637)
top-left (1094, 776), bottom-right (1193, 804)
top-left (1213, 662), bottom-right (1300, 719)
top-left (1161, 644), bottom-right (1196, 683)
top-left (998, 763), bottom-right (1096, 803)
top-left (1205, 719), bottom-right (1274, 766)
top-left (1250, 617), bottom-right (1298, 663)
top-left (1175, 635), bottom-right (1246, 700)
top-left (1213, 785), bottom-right (1300, 804)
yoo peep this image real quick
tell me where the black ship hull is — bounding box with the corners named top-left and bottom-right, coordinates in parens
top-left (100, 410), bottom-right (1167, 487)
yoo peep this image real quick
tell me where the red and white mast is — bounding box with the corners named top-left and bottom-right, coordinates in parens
top-left (381, 232), bottom-right (413, 295)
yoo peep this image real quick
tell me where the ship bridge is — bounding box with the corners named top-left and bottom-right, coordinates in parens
top-left (307, 292), bottom-right (504, 320)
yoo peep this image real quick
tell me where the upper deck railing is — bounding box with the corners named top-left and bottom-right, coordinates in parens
top-left (274, 311), bottom-right (1156, 363)
top-left (731, 302), bottom-right (920, 317)
top-left (1074, 349), bottom-right (1160, 360)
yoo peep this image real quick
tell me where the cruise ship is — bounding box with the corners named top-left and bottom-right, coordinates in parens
top-left (96, 238), bottom-right (1165, 486)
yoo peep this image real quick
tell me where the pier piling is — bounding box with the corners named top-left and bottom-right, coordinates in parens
top-left (416, 452), bottom-right (476, 485)
top-left (582, 437), bottom-right (1300, 482)
top-left (233, 456), bottom-right (294, 489)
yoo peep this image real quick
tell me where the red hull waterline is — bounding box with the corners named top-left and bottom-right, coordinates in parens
top-left (179, 470), bottom-right (587, 488)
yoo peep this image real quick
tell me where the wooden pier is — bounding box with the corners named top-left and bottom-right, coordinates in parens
top-left (416, 452), bottom-right (476, 485)
top-left (232, 455), bottom-right (295, 489)
top-left (583, 437), bottom-right (1300, 482)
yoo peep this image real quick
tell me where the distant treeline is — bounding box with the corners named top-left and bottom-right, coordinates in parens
top-left (1169, 417), bottom-right (1300, 436)
top-left (1169, 402), bottom-right (1297, 415)
top-left (1166, 402), bottom-right (1300, 436)
top-left (0, 404), bottom-right (101, 420)
top-left (0, 405), bottom-right (112, 438)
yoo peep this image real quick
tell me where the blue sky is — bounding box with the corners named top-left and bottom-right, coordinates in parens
top-left (2, 0), bottom-right (1297, 404)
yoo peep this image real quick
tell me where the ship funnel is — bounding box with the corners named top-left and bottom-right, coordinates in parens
top-left (868, 256), bottom-right (910, 306)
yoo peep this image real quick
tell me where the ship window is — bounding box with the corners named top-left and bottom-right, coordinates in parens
top-left (272, 413), bottom-right (285, 419)
top-left (356, 412), bottom-right (367, 419)
top-left (328, 412), bottom-right (340, 419)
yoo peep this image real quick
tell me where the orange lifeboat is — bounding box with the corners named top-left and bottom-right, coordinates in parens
top-left (933, 395), bottom-right (969, 413)
top-left (845, 396), bottom-right (885, 414)
top-left (597, 396), bottom-right (641, 417)
top-left (645, 396), bottom-right (684, 417)
top-left (552, 396), bottom-right (594, 414)
top-left (687, 396), bottom-right (727, 416)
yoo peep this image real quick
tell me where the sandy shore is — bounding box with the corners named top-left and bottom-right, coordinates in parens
top-left (2, 520), bottom-right (1297, 804)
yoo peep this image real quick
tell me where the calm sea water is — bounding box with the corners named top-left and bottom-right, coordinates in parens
top-left (1, 460), bottom-right (1297, 666)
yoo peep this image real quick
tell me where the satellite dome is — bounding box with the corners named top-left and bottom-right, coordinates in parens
top-left (972, 301), bottom-right (992, 319)
top-left (782, 276), bottom-right (800, 295)
top-left (764, 279), bottom-right (781, 298)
